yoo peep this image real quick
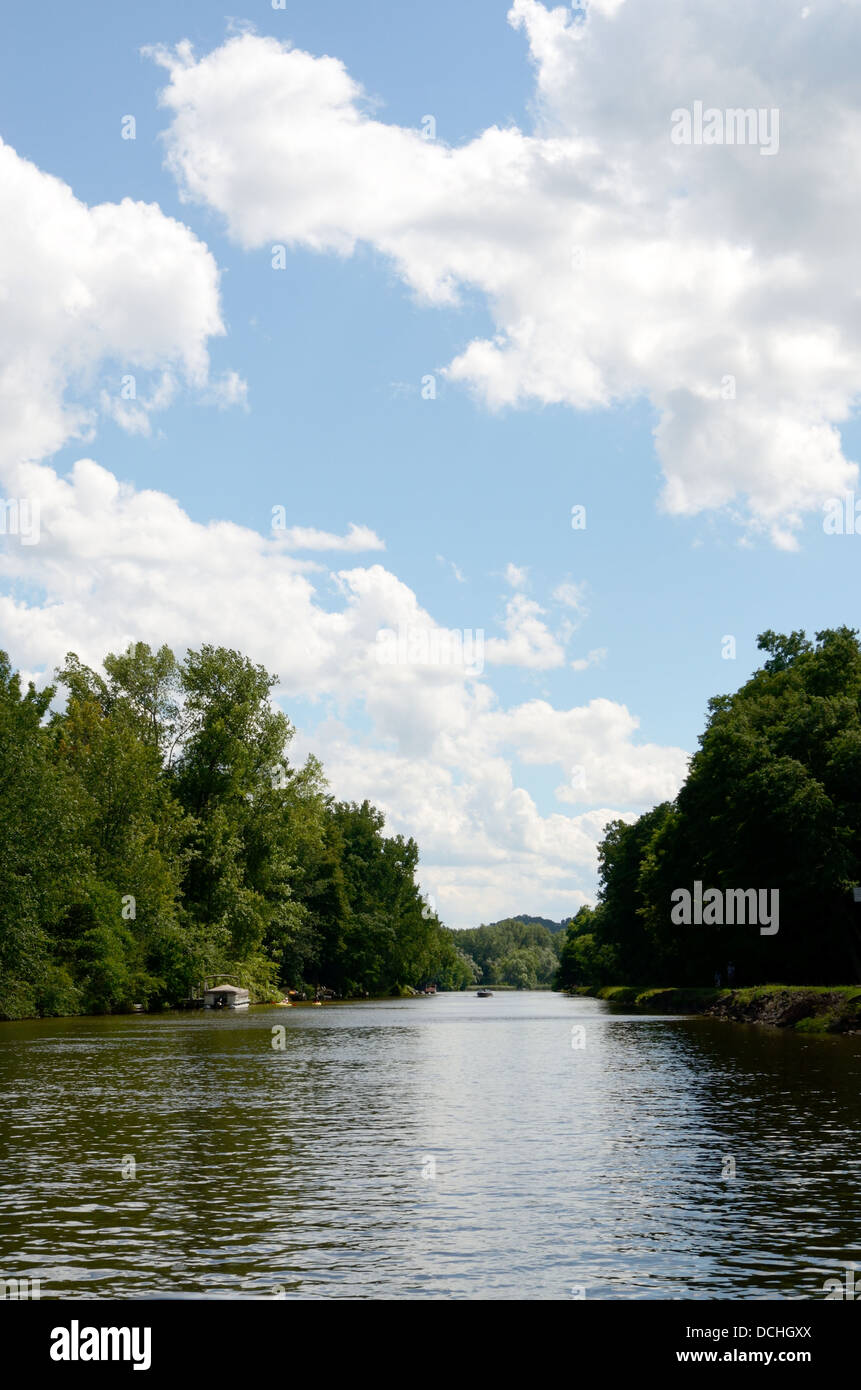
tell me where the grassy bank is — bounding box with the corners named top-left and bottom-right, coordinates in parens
top-left (569, 984), bottom-right (861, 1033)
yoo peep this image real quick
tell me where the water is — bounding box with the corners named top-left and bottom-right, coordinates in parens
top-left (1, 990), bottom-right (859, 1300)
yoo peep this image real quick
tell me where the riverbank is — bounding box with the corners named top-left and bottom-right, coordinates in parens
top-left (569, 984), bottom-right (861, 1033)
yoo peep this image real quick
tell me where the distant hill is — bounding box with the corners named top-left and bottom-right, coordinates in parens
top-left (486, 913), bottom-right (572, 935)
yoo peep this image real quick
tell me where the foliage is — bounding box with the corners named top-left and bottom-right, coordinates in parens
top-left (555, 628), bottom-right (861, 990)
top-left (0, 642), bottom-right (461, 1017)
top-left (453, 917), bottom-right (563, 988)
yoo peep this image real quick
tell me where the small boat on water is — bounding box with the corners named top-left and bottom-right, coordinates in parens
top-left (476, 989), bottom-right (493, 998)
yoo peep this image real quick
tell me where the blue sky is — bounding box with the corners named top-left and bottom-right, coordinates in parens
top-left (0, 0), bottom-right (859, 925)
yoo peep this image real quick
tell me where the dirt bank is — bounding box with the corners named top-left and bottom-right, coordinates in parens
top-left (574, 984), bottom-right (861, 1033)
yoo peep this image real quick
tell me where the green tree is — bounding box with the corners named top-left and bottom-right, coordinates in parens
top-left (0, 656), bottom-right (80, 1018)
top-left (592, 628), bottom-right (861, 987)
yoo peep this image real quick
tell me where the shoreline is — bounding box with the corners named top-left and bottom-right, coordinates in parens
top-left (0, 983), bottom-right (555, 1024)
top-left (569, 984), bottom-right (861, 1034)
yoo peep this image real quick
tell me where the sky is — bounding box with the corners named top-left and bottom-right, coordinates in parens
top-left (0, 0), bottom-right (859, 929)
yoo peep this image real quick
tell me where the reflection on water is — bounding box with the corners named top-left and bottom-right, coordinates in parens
top-left (0, 990), bottom-right (859, 1299)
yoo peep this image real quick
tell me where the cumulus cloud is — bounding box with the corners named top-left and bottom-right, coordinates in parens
top-left (150, 7), bottom-right (861, 544)
top-left (291, 725), bottom-right (626, 925)
top-left (480, 697), bottom-right (689, 807)
top-left (0, 137), bottom-right (237, 481)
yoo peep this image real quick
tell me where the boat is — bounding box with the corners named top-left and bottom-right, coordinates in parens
top-left (203, 983), bottom-right (250, 1010)
top-left (476, 989), bottom-right (493, 998)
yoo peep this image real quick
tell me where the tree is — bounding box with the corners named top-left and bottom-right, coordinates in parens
top-left (0, 655), bottom-right (80, 1017)
top-left (51, 654), bottom-right (190, 1010)
top-left (587, 628), bottom-right (861, 987)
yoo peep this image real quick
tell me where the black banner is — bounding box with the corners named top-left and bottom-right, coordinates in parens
top-left (6, 1296), bottom-right (855, 1377)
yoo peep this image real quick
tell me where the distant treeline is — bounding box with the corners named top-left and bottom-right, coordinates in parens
top-left (505, 913), bottom-right (570, 934)
top-left (557, 628), bottom-right (861, 991)
top-left (453, 918), bottom-right (564, 988)
top-left (0, 643), bottom-right (473, 1019)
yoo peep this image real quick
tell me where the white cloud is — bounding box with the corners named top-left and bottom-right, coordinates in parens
top-left (272, 520), bottom-right (385, 552)
top-left (484, 594), bottom-right (566, 669)
top-left (553, 580), bottom-right (589, 616)
top-left (150, 10), bottom-right (861, 544)
top-left (206, 369), bottom-right (249, 411)
top-left (437, 554), bottom-right (466, 582)
top-left (505, 561), bottom-right (529, 588)
top-left (99, 372), bottom-right (179, 437)
top-left (479, 697), bottom-right (689, 807)
top-left (571, 646), bottom-right (607, 671)
top-left (0, 137), bottom-right (237, 482)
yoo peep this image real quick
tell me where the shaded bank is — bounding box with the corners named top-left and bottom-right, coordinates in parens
top-left (569, 984), bottom-right (861, 1033)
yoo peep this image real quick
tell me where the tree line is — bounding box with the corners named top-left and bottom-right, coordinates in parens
top-left (0, 642), bottom-right (473, 1019)
top-left (557, 628), bottom-right (861, 991)
top-left (454, 918), bottom-right (563, 989)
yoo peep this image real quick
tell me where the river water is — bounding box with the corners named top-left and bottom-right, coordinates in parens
top-left (1, 989), bottom-right (859, 1300)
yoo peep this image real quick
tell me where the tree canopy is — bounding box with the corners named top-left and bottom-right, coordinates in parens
top-left (556, 628), bottom-right (861, 991)
top-left (0, 642), bottom-right (469, 1018)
